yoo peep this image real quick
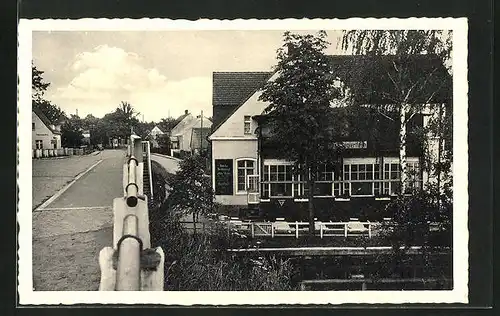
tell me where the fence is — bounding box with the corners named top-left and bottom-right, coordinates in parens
top-left (239, 221), bottom-right (377, 239)
top-left (98, 135), bottom-right (165, 291)
top-left (32, 147), bottom-right (92, 159)
top-left (178, 217), bottom-right (381, 239)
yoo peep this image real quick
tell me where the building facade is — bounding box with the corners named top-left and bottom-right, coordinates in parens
top-left (32, 107), bottom-right (61, 150)
top-left (208, 56), bottom-right (451, 220)
top-left (146, 126), bottom-right (165, 148)
top-left (171, 110), bottom-right (213, 155)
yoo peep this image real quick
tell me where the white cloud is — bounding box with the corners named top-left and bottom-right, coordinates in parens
top-left (48, 45), bottom-right (211, 121)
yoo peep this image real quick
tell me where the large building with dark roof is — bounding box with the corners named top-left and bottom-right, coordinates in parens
top-left (208, 55), bottom-right (452, 221)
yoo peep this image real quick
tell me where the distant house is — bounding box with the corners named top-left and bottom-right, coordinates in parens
top-left (32, 107), bottom-right (61, 150)
top-left (190, 127), bottom-right (211, 154)
top-left (146, 126), bottom-right (164, 148)
top-left (170, 110), bottom-right (212, 155)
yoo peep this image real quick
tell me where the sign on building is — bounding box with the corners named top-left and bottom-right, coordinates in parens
top-left (341, 141), bottom-right (368, 149)
top-left (214, 159), bottom-right (233, 195)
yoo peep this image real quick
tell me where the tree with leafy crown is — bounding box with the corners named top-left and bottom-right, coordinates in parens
top-left (340, 30), bottom-right (452, 196)
top-left (167, 154), bottom-right (215, 236)
top-left (32, 64), bottom-right (67, 124)
top-left (259, 31), bottom-right (346, 236)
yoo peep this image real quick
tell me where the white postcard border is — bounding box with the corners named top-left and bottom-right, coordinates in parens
top-left (18, 17), bottom-right (469, 305)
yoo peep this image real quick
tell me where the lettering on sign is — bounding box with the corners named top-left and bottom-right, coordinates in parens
top-left (278, 199), bottom-right (285, 207)
top-left (214, 159), bottom-right (233, 195)
top-left (340, 141), bottom-right (368, 149)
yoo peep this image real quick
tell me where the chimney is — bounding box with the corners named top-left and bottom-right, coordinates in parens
top-left (185, 110), bottom-right (189, 115)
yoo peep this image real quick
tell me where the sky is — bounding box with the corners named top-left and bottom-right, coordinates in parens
top-left (32, 30), bottom-right (344, 122)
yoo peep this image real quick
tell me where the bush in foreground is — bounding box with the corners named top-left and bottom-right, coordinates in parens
top-left (150, 159), bottom-right (296, 291)
top-left (150, 209), bottom-right (296, 291)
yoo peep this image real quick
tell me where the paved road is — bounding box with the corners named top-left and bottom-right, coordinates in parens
top-left (32, 152), bottom-right (103, 210)
top-left (32, 149), bottom-right (126, 291)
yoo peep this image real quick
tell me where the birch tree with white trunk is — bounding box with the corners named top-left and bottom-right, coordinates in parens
top-left (340, 30), bottom-right (452, 195)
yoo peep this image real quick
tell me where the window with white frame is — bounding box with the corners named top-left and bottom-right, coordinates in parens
top-left (383, 163), bottom-right (400, 195)
top-left (262, 163), bottom-right (343, 198)
top-left (344, 163), bottom-right (381, 196)
top-left (237, 159), bottom-right (255, 192)
top-left (341, 160), bottom-right (420, 196)
top-left (382, 162), bottom-right (420, 195)
top-left (244, 116), bottom-right (252, 135)
top-left (262, 163), bottom-right (294, 197)
top-left (261, 159), bottom-right (423, 198)
top-left (260, 159), bottom-right (421, 198)
top-left (35, 140), bottom-right (43, 149)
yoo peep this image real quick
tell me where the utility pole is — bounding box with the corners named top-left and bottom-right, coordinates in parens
top-left (200, 110), bottom-right (203, 153)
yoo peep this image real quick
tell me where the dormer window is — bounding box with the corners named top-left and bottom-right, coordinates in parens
top-left (244, 116), bottom-right (252, 135)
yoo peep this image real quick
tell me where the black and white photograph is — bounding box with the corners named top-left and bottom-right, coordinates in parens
top-left (18, 18), bottom-right (468, 305)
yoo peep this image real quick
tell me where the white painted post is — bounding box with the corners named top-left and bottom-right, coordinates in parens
top-left (344, 224), bottom-right (348, 237)
top-left (368, 224), bottom-right (372, 238)
top-left (295, 222), bottom-right (299, 239)
top-left (271, 223), bottom-right (274, 238)
top-left (251, 222), bottom-right (255, 238)
top-left (320, 224), bottom-right (323, 239)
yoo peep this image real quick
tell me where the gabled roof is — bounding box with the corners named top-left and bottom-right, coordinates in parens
top-left (211, 72), bottom-right (273, 133)
top-left (33, 106), bottom-right (60, 135)
top-left (213, 72), bottom-right (273, 106)
top-left (171, 114), bottom-right (194, 136)
top-left (151, 126), bottom-right (164, 133)
top-left (175, 112), bottom-right (190, 123)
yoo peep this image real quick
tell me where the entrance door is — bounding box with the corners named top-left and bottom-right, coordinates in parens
top-left (247, 174), bottom-right (259, 204)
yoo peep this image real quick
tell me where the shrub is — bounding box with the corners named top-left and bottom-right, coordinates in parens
top-left (149, 204), bottom-right (296, 291)
top-left (370, 190), bottom-right (453, 280)
top-left (150, 161), bottom-right (296, 291)
top-left (380, 190), bottom-right (452, 248)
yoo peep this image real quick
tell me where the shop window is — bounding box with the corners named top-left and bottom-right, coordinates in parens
top-left (237, 159), bottom-right (255, 192)
top-left (381, 162), bottom-right (420, 195)
top-left (342, 161), bottom-right (421, 197)
top-left (262, 163), bottom-right (294, 197)
top-left (349, 163), bottom-right (376, 196)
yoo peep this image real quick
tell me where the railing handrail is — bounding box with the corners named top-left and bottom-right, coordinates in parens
top-left (144, 141), bottom-right (154, 199)
top-left (100, 134), bottom-right (163, 291)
